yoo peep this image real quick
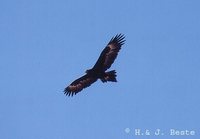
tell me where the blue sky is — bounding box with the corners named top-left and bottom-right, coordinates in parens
top-left (0, 0), bottom-right (200, 138)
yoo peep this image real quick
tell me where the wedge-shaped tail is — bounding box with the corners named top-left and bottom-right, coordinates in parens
top-left (101, 70), bottom-right (117, 83)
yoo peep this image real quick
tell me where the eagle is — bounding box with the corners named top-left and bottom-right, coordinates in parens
top-left (64, 34), bottom-right (125, 96)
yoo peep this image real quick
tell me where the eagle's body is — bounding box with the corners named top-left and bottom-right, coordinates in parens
top-left (64, 34), bottom-right (125, 96)
top-left (86, 68), bottom-right (117, 83)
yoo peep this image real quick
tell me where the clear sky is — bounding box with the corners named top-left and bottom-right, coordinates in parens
top-left (0, 0), bottom-right (200, 139)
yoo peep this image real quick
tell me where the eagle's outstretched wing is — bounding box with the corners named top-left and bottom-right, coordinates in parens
top-left (93, 34), bottom-right (125, 71)
top-left (64, 74), bottom-right (97, 96)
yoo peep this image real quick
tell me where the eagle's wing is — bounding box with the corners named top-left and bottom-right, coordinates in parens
top-left (93, 34), bottom-right (125, 71)
top-left (64, 74), bottom-right (97, 96)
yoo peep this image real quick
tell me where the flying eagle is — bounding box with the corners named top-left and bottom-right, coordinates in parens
top-left (64, 34), bottom-right (125, 96)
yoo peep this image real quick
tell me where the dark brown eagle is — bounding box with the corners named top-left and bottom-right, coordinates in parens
top-left (64, 34), bottom-right (125, 96)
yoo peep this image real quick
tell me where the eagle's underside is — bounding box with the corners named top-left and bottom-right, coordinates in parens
top-left (64, 34), bottom-right (125, 96)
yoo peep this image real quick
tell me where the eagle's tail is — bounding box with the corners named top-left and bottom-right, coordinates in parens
top-left (101, 70), bottom-right (117, 83)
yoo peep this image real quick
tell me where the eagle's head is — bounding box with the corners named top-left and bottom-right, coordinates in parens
top-left (85, 69), bottom-right (93, 74)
